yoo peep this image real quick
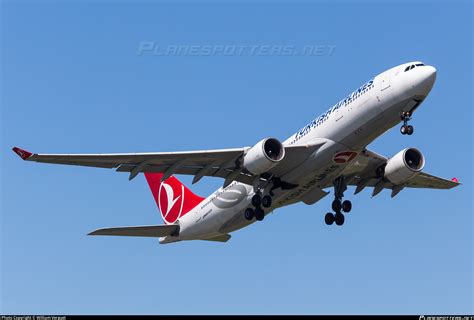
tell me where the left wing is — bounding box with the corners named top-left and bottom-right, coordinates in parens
top-left (339, 149), bottom-right (460, 197)
top-left (12, 146), bottom-right (247, 181)
top-left (12, 140), bottom-right (324, 186)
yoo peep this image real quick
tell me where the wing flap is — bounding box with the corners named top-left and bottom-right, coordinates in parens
top-left (88, 224), bottom-right (179, 237)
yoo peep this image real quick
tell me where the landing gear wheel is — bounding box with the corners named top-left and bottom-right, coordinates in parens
top-left (325, 212), bottom-right (335, 225)
top-left (251, 194), bottom-right (261, 207)
top-left (332, 199), bottom-right (342, 212)
top-left (244, 208), bottom-right (255, 221)
top-left (261, 195), bottom-right (272, 208)
top-left (255, 208), bottom-right (265, 221)
top-left (400, 125), bottom-right (407, 135)
top-left (342, 200), bottom-right (352, 213)
top-left (335, 213), bottom-right (345, 226)
top-left (400, 111), bottom-right (413, 136)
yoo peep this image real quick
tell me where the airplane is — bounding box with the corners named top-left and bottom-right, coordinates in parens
top-left (12, 61), bottom-right (460, 244)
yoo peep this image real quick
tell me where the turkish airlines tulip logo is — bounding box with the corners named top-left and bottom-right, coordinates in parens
top-left (333, 151), bottom-right (358, 164)
top-left (17, 150), bottom-right (26, 158)
top-left (158, 182), bottom-right (185, 224)
top-left (12, 147), bottom-right (32, 160)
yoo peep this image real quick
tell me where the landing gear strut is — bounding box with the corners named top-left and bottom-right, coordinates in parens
top-left (400, 111), bottom-right (414, 135)
top-left (325, 176), bottom-right (352, 226)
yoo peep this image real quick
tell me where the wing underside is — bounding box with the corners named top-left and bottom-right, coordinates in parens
top-left (338, 149), bottom-right (460, 197)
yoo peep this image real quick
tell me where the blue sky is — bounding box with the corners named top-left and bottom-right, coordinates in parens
top-left (1, 0), bottom-right (472, 315)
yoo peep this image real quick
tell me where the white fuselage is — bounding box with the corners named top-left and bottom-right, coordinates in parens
top-left (160, 62), bottom-right (437, 244)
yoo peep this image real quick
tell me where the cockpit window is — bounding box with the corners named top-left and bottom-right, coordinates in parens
top-left (405, 65), bottom-right (415, 71)
top-left (405, 63), bottom-right (425, 72)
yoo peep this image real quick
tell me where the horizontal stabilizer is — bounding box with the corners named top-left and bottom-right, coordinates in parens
top-left (201, 234), bottom-right (231, 242)
top-left (88, 224), bottom-right (179, 237)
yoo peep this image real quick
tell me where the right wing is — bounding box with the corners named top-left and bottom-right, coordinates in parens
top-left (88, 224), bottom-right (179, 237)
top-left (13, 139), bottom-right (325, 186)
top-left (340, 148), bottom-right (460, 197)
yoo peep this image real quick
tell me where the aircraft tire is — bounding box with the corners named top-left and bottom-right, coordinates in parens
top-left (332, 199), bottom-right (342, 212)
top-left (400, 125), bottom-right (407, 135)
top-left (244, 208), bottom-right (255, 221)
top-left (262, 195), bottom-right (272, 208)
top-left (251, 194), bottom-right (261, 207)
top-left (335, 213), bottom-right (345, 226)
top-left (255, 208), bottom-right (265, 221)
top-left (325, 212), bottom-right (335, 225)
top-left (342, 200), bottom-right (352, 213)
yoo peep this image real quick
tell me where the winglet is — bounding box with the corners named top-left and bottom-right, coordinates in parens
top-left (12, 147), bottom-right (33, 160)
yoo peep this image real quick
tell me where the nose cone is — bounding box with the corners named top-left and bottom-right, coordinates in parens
top-left (423, 66), bottom-right (437, 84)
top-left (416, 65), bottom-right (437, 96)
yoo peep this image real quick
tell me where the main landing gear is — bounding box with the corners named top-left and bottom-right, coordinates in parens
top-left (244, 192), bottom-right (272, 222)
top-left (325, 176), bottom-right (352, 226)
top-left (400, 111), bottom-right (414, 135)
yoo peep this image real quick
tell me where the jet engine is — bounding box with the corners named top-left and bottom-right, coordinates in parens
top-left (243, 138), bottom-right (285, 175)
top-left (384, 148), bottom-right (425, 185)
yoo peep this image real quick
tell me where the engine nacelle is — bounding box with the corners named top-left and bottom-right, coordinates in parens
top-left (384, 148), bottom-right (425, 185)
top-left (243, 138), bottom-right (285, 175)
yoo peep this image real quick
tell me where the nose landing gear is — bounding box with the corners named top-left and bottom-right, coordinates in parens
top-left (325, 176), bottom-right (352, 226)
top-left (400, 111), bottom-right (414, 135)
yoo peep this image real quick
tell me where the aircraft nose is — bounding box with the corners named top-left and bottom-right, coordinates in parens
top-left (416, 65), bottom-right (437, 96)
top-left (425, 65), bottom-right (437, 83)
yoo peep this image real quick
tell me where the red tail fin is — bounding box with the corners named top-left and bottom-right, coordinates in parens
top-left (144, 173), bottom-right (205, 225)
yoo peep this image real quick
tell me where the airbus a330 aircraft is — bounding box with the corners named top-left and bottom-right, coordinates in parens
top-left (13, 61), bottom-right (460, 244)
